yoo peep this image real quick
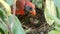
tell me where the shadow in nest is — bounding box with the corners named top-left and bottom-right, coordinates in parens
top-left (16, 7), bottom-right (53, 34)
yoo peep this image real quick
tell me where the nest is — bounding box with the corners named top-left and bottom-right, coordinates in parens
top-left (16, 7), bottom-right (53, 34)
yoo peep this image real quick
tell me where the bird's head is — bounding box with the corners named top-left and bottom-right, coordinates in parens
top-left (12, 0), bottom-right (36, 16)
top-left (24, 0), bottom-right (36, 16)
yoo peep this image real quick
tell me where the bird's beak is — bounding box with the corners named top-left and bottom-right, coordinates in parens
top-left (30, 9), bottom-right (36, 16)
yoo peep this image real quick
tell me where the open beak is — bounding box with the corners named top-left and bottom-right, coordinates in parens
top-left (30, 9), bottom-right (36, 16)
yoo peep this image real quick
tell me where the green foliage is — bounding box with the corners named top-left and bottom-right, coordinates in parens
top-left (8, 15), bottom-right (26, 34)
top-left (1, 0), bottom-right (60, 34)
top-left (0, 13), bottom-right (26, 34)
top-left (0, 0), bottom-right (11, 16)
top-left (48, 30), bottom-right (60, 34)
top-left (0, 0), bottom-right (26, 34)
top-left (54, 0), bottom-right (60, 9)
top-left (45, 0), bottom-right (60, 34)
top-left (6, 0), bottom-right (14, 6)
top-left (32, 0), bottom-right (42, 8)
top-left (0, 9), bottom-right (7, 21)
top-left (0, 28), bottom-right (5, 34)
top-left (54, 0), bottom-right (60, 19)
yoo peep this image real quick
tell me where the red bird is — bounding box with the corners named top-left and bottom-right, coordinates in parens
top-left (12, 0), bottom-right (36, 16)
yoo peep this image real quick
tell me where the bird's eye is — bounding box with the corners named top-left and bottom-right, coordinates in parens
top-left (24, 5), bottom-right (33, 12)
top-left (29, 7), bottom-right (32, 11)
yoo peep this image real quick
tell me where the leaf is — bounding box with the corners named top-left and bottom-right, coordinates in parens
top-left (0, 0), bottom-right (11, 16)
top-left (0, 23), bottom-right (8, 34)
top-left (45, 0), bottom-right (57, 25)
top-left (54, 25), bottom-right (60, 31)
top-left (0, 8), bottom-right (7, 21)
top-left (0, 15), bottom-right (26, 34)
top-left (0, 0), bottom-right (25, 34)
top-left (55, 6), bottom-right (60, 20)
top-left (32, 0), bottom-right (42, 8)
top-left (8, 15), bottom-right (26, 34)
top-left (54, 0), bottom-right (60, 19)
top-left (0, 28), bottom-right (5, 34)
top-left (48, 30), bottom-right (60, 34)
top-left (5, 0), bottom-right (14, 6)
top-left (0, 9), bottom-right (8, 34)
top-left (54, 0), bottom-right (60, 9)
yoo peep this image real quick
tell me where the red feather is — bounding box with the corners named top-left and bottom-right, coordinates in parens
top-left (12, 0), bottom-right (36, 16)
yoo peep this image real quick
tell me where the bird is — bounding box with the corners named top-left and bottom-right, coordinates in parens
top-left (11, 0), bottom-right (37, 28)
top-left (11, 0), bottom-right (36, 16)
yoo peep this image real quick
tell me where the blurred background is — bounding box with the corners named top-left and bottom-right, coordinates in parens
top-left (0, 0), bottom-right (60, 34)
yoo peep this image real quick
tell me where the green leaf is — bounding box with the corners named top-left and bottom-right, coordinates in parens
top-left (32, 0), bottom-right (42, 8)
top-left (55, 6), bottom-right (60, 19)
top-left (0, 8), bottom-right (7, 21)
top-left (0, 23), bottom-right (8, 34)
top-left (0, 1), bottom-right (25, 33)
top-left (45, 0), bottom-right (57, 25)
top-left (0, 19), bottom-right (8, 34)
top-left (48, 30), bottom-right (60, 34)
top-left (0, 15), bottom-right (26, 34)
top-left (54, 25), bottom-right (60, 31)
top-left (54, 0), bottom-right (60, 19)
top-left (6, 0), bottom-right (14, 6)
top-left (0, 7), bottom-right (9, 34)
top-left (0, 0), bottom-right (11, 16)
top-left (8, 15), bottom-right (26, 34)
top-left (0, 28), bottom-right (5, 34)
top-left (54, 0), bottom-right (60, 9)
